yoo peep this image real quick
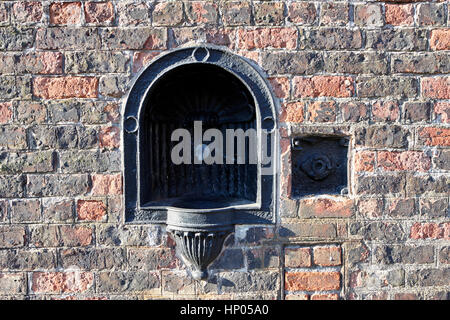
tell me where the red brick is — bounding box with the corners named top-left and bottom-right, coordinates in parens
top-left (313, 246), bottom-right (342, 266)
top-left (293, 76), bottom-right (354, 98)
top-left (84, 1), bottom-right (115, 24)
top-left (99, 126), bottom-right (120, 149)
top-left (299, 197), bottom-right (353, 218)
top-left (285, 247), bottom-right (311, 268)
top-left (285, 293), bottom-right (309, 300)
top-left (354, 150), bottom-right (375, 172)
top-left (377, 151), bottom-right (431, 172)
top-left (91, 174), bottom-right (123, 196)
top-left (418, 127), bottom-right (450, 146)
top-left (268, 77), bottom-right (289, 99)
top-left (421, 77), bottom-right (449, 99)
top-left (434, 102), bottom-right (449, 124)
top-left (0, 102), bottom-right (12, 124)
top-left (31, 272), bottom-right (93, 293)
top-left (311, 293), bottom-right (339, 300)
top-left (385, 4), bottom-right (414, 26)
top-left (410, 222), bottom-right (447, 240)
top-left (285, 271), bottom-right (341, 291)
top-left (308, 101), bottom-right (337, 123)
top-left (430, 29), bottom-right (450, 50)
top-left (77, 200), bottom-right (106, 221)
top-left (237, 28), bottom-right (298, 50)
top-left (280, 101), bottom-right (305, 123)
top-left (394, 293), bottom-right (419, 300)
top-left (371, 100), bottom-right (399, 122)
top-left (33, 76), bottom-right (98, 99)
top-left (133, 51), bottom-right (161, 73)
top-left (12, 1), bottom-right (42, 23)
top-left (49, 2), bottom-right (82, 25)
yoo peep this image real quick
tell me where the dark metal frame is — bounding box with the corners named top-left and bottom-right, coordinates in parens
top-left (122, 45), bottom-right (278, 225)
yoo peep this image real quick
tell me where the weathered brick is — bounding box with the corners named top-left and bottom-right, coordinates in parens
top-left (0, 151), bottom-right (55, 174)
top-left (55, 125), bottom-right (78, 149)
top-left (99, 74), bottom-right (130, 98)
top-left (33, 77), bottom-right (98, 99)
top-left (280, 101), bottom-right (304, 123)
top-left (357, 198), bottom-right (383, 219)
top-left (172, 27), bottom-right (235, 48)
top-left (325, 52), bottom-right (388, 75)
top-left (59, 150), bottom-right (120, 173)
top-left (31, 271), bottom-right (94, 293)
top-left (49, 2), bottom-right (82, 25)
top-left (357, 77), bottom-right (418, 98)
top-left (244, 247), bottom-right (279, 270)
top-left (341, 102), bottom-right (369, 122)
top-left (350, 221), bottom-right (406, 241)
top-left (26, 174), bottom-right (90, 197)
top-left (320, 3), bottom-right (349, 26)
top-left (385, 4), bottom-right (414, 26)
top-left (417, 127), bottom-right (450, 146)
top-left (420, 198), bottom-right (448, 218)
top-left (392, 53), bottom-right (449, 74)
top-left (407, 268), bottom-right (450, 287)
top-left (356, 125), bottom-right (409, 149)
top-left (287, 2), bottom-right (317, 25)
top-left (254, 2), bottom-right (285, 26)
top-left (285, 247), bottom-right (311, 268)
top-left (417, 3), bottom-right (445, 26)
top-left (0, 76), bottom-right (31, 99)
top-left (162, 270), bottom-right (195, 295)
top-left (430, 29), bottom-right (450, 50)
top-left (42, 198), bottom-right (74, 223)
top-left (0, 126), bottom-right (27, 150)
top-left (285, 271), bottom-right (340, 291)
top-left (313, 246), bottom-right (342, 267)
top-left (77, 199), bottom-right (106, 221)
top-left (366, 29), bottom-right (427, 51)
top-left (97, 271), bottom-right (160, 293)
top-left (79, 101), bottom-right (120, 124)
top-left (433, 149), bottom-right (450, 171)
top-left (36, 27), bottom-right (101, 50)
top-left (152, 2), bottom-right (183, 26)
top-left (11, 199), bottom-right (41, 223)
top-left (293, 76), bottom-right (354, 98)
top-left (238, 27), bottom-right (297, 50)
top-left (0, 226), bottom-right (25, 248)
top-left (0, 249), bottom-right (56, 270)
top-left (434, 102), bottom-right (449, 124)
top-left (129, 247), bottom-right (178, 271)
top-left (0, 200), bottom-right (7, 223)
top-left (65, 51), bottom-right (130, 74)
top-left (378, 151), bottom-right (431, 172)
top-left (354, 4), bottom-right (383, 27)
top-left (235, 226), bottom-right (274, 245)
top-left (97, 224), bottom-right (162, 247)
top-left (300, 28), bottom-right (362, 50)
top-left (222, 1), bottom-right (252, 26)
top-left (98, 126), bottom-right (120, 149)
top-left (375, 245), bottom-right (434, 264)
top-left (185, 1), bottom-right (218, 25)
top-left (439, 247), bottom-right (450, 264)
top-left (261, 51), bottom-right (323, 75)
top-left (59, 248), bottom-right (126, 270)
top-left (211, 248), bottom-right (244, 270)
top-left (0, 273), bottom-right (26, 294)
top-left (116, 1), bottom-right (150, 26)
top-left (421, 77), bottom-right (449, 99)
top-left (355, 174), bottom-right (406, 196)
top-left (84, 1), bottom-right (114, 25)
top-left (403, 102), bottom-right (432, 123)
top-left (311, 293), bottom-right (339, 300)
top-left (406, 174), bottom-right (449, 196)
top-left (59, 225), bottom-right (93, 246)
top-left (307, 101), bottom-right (337, 123)
top-left (12, 1), bottom-right (42, 24)
top-left (219, 271), bottom-right (279, 293)
top-left (15, 101), bottom-right (46, 125)
top-left (279, 223), bottom-right (337, 239)
top-left (268, 77), bottom-right (290, 99)
top-left (299, 197), bottom-right (353, 218)
top-left (0, 3), bottom-right (10, 26)
top-left (385, 198), bottom-right (417, 218)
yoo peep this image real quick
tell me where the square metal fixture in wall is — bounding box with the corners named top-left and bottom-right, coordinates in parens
top-left (291, 135), bottom-right (349, 197)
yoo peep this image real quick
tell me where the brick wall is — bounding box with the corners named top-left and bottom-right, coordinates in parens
top-left (0, 0), bottom-right (448, 300)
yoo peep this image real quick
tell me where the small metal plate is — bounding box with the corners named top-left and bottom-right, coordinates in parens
top-left (291, 136), bottom-right (349, 197)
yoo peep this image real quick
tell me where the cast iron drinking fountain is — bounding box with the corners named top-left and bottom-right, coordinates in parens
top-left (122, 46), bottom-right (278, 280)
